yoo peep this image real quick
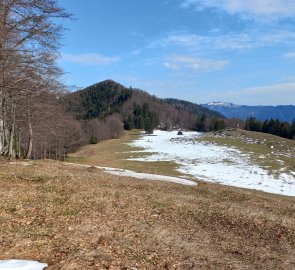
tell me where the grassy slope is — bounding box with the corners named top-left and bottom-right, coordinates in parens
top-left (68, 130), bottom-right (183, 178)
top-left (0, 160), bottom-right (295, 269)
top-left (199, 129), bottom-right (295, 176)
top-left (69, 129), bottom-right (295, 180)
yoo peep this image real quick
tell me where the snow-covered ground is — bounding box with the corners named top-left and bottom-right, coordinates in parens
top-left (101, 167), bottom-right (197, 186)
top-left (128, 130), bottom-right (295, 196)
top-left (0, 260), bottom-right (47, 270)
top-left (65, 163), bottom-right (197, 186)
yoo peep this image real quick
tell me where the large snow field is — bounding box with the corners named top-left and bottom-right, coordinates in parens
top-left (128, 130), bottom-right (295, 196)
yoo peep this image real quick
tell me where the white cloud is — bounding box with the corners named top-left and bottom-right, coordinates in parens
top-left (61, 53), bottom-right (121, 65)
top-left (283, 51), bottom-right (295, 59)
top-left (149, 33), bottom-right (205, 49)
top-left (181, 0), bottom-right (295, 20)
top-left (164, 55), bottom-right (229, 72)
top-left (152, 30), bottom-right (295, 51)
top-left (216, 30), bottom-right (295, 49)
top-left (164, 34), bottom-right (205, 46)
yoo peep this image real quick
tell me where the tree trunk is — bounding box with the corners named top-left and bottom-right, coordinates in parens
top-left (8, 104), bottom-right (16, 158)
top-left (25, 122), bottom-right (33, 159)
top-left (25, 103), bottom-right (33, 159)
top-left (16, 129), bottom-right (21, 158)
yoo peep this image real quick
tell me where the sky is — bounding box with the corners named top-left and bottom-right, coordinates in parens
top-left (58, 0), bottom-right (295, 105)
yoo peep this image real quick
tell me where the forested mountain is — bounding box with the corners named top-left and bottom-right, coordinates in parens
top-left (61, 80), bottom-right (201, 139)
top-left (62, 80), bottom-right (133, 120)
top-left (202, 102), bottom-right (295, 123)
top-left (164, 98), bottom-right (225, 118)
top-left (61, 80), bottom-right (234, 141)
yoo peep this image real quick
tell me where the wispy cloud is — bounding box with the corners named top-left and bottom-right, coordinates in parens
top-left (163, 34), bottom-right (205, 46)
top-left (61, 53), bottom-right (121, 65)
top-left (283, 51), bottom-right (295, 59)
top-left (216, 30), bottom-right (295, 49)
top-left (181, 0), bottom-right (295, 21)
top-left (149, 33), bottom-right (205, 49)
top-left (152, 30), bottom-right (295, 51)
top-left (164, 55), bottom-right (229, 72)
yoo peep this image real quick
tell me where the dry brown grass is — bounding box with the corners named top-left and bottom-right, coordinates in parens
top-left (0, 159), bottom-right (295, 269)
top-left (67, 130), bottom-right (183, 178)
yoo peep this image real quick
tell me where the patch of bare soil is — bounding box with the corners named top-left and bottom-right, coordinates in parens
top-left (0, 160), bottom-right (295, 269)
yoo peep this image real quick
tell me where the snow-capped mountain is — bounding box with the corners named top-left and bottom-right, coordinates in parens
top-left (206, 102), bottom-right (240, 107)
top-left (201, 102), bottom-right (295, 122)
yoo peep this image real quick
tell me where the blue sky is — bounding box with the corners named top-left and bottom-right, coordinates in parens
top-left (58, 0), bottom-right (295, 105)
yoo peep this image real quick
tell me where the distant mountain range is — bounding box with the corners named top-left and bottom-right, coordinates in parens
top-left (201, 102), bottom-right (295, 122)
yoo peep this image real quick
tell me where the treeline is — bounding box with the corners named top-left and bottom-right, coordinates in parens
top-left (123, 90), bottom-right (197, 130)
top-left (195, 114), bottom-right (225, 131)
top-left (0, 0), bottom-right (86, 159)
top-left (124, 103), bottom-right (158, 134)
top-left (245, 117), bottom-right (295, 140)
top-left (195, 114), bottom-right (243, 132)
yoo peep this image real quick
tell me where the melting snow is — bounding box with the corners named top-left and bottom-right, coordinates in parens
top-left (128, 130), bottom-right (295, 196)
top-left (0, 260), bottom-right (47, 270)
top-left (65, 163), bottom-right (197, 186)
top-left (101, 167), bottom-right (197, 186)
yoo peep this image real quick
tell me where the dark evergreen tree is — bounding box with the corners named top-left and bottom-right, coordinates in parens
top-left (124, 116), bottom-right (135, 130)
top-left (245, 117), bottom-right (262, 132)
top-left (144, 118), bottom-right (154, 134)
top-left (196, 114), bottom-right (207, 132)
top-left (209, 118), bottom-right (226, 131)
top-left (125, 103), bottom-right (158, 131)
top-left (272, 119), bottom-right (281, 136)
top-left (290, 119), bottom-right (295, 139)
top-left (245, 117), bottom-right (294, 140)
top-left (262, 120), bottom-right (270, 133)
top-left (89, 136), bottom-right (98, 144)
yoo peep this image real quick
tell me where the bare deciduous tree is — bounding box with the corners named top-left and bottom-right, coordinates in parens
top-left (0, 0), bottom-right (72, 158)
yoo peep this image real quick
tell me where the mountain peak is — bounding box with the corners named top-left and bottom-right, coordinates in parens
top-left (94, 79), bottom-right (124, 87)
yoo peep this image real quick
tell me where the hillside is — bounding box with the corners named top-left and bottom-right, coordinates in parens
top-left (202, 102), bottom-right (295, 122)
top-left (61, 80), bottom-right (226, 141)
top-left (62, 80), bottom-right (224, 128)
top-left (164, 98), bottom-right (225, 118)
top-left (60, 80), bottom-right (228, 142)
top-left (61, 80), bottom-right (196, 130)
top-left (62, 80), bottom-right (133, 120)
top-left (1, 159), bottom-right (295, 269)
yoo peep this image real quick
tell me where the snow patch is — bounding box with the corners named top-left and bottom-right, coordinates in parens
top-left (128, 130), bottom-right (295, 196)
top-left (65, 163), bottom-right (197, 186)
top-left (102, 167), bottom-right (197, 186)
top-left (0, 260), bottom-right (47, 270)
top-left (9, 161), bottom-right (32, 166)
